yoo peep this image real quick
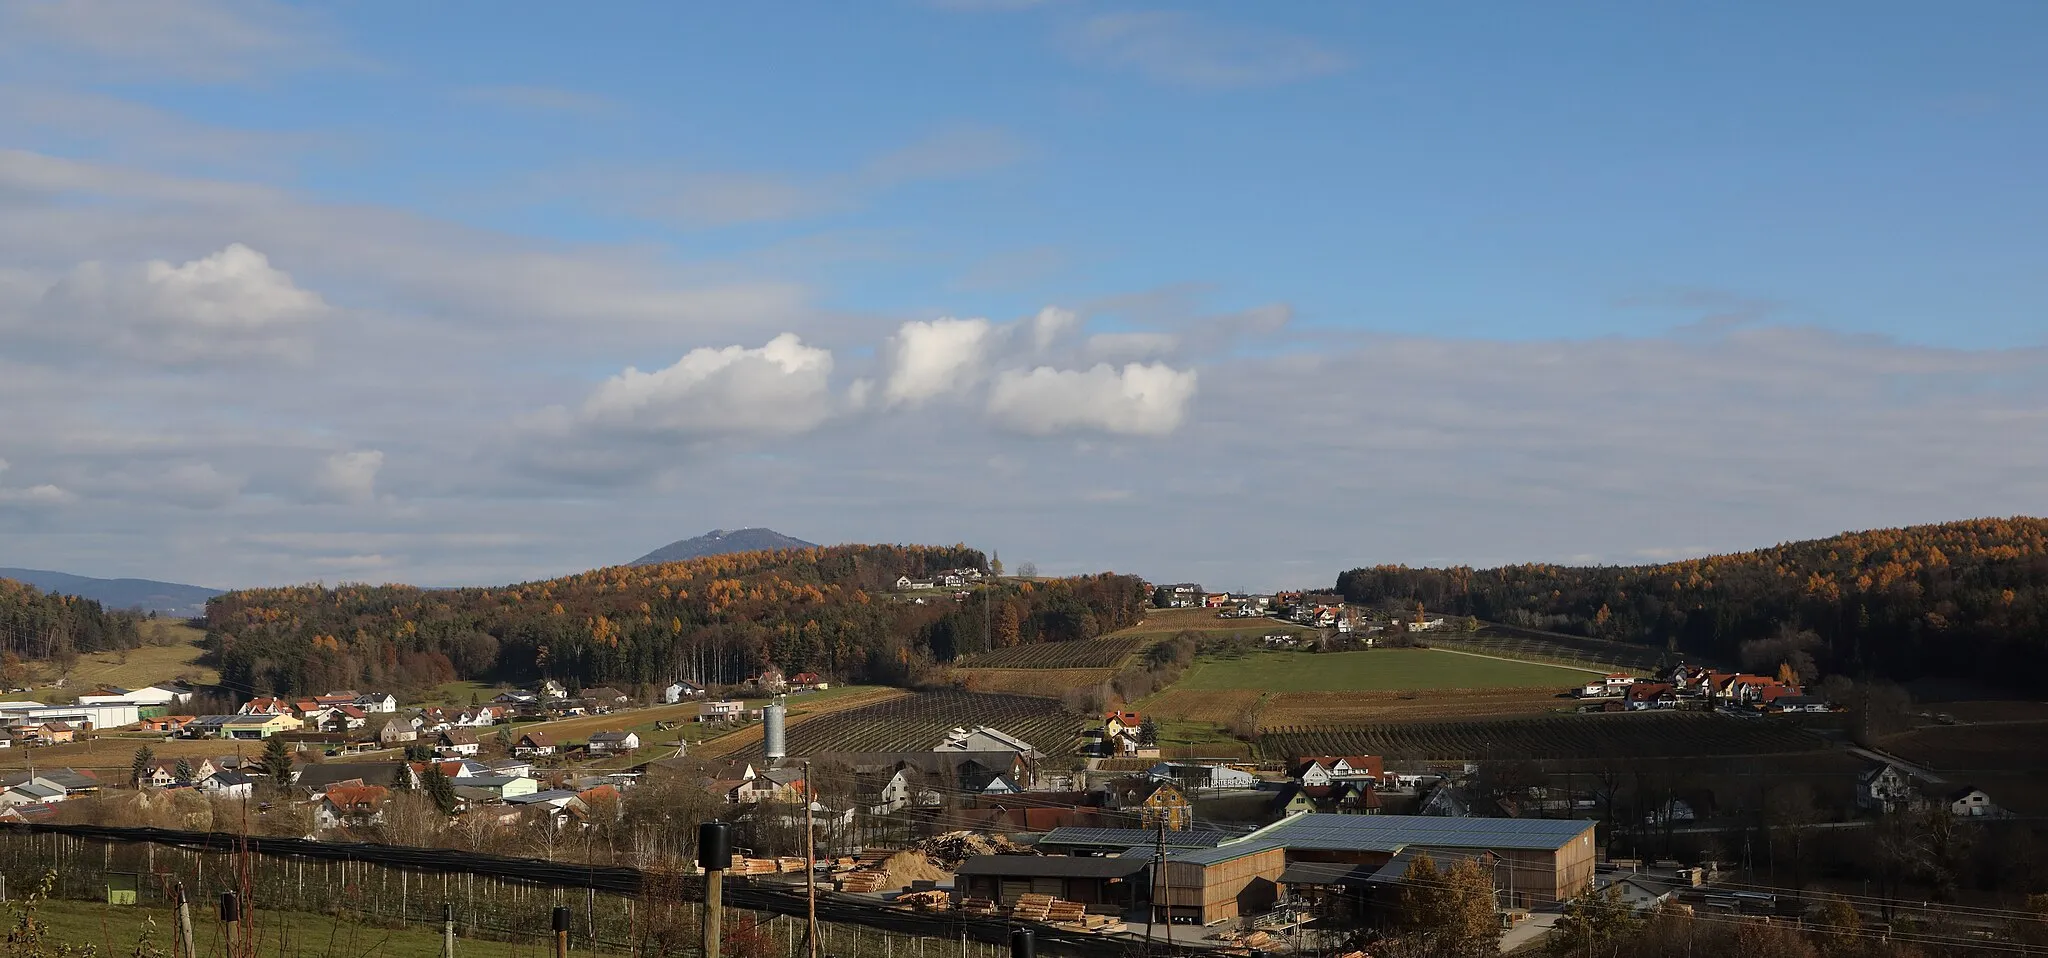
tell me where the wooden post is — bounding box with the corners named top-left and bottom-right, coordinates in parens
top-left (443, 903), bottom-right (456, 958)
top-left (805, 760), bottom-right (819, 958)
top-left (700, 822), bottom-right (731, 958)
top-left (553, 905), bottom-right (571, 958)
top-left (174, 883), bottom-right (197, 958)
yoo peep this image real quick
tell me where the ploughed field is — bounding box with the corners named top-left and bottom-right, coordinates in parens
top-left (1259, 711), bottom-right (1831, 761)
top-left (1175, 647), bottom-right (1593, 692)
top-left (729, 689), bottom-right (1082, 760)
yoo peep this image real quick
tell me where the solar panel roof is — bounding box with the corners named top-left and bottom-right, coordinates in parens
top-left (1247, 813), bottom-right (1595, 852)
top-left (1037, 827), bottom-right (1231, 849)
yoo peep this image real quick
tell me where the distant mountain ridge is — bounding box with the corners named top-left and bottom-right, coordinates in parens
top-left (630, 528), bottom-right (820, 566)
top-left (0, 567), bottom-right (222, 617)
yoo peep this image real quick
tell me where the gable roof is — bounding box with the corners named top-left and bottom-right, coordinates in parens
top-left (518, 731), bottom-right (554, 747)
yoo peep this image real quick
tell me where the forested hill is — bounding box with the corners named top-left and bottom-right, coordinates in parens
top-left (1337, 518), bottom-right (2048, 693)
top-left (0, 577), bottom-right (144, 663)
top-left (204, 544), bottom-right (1150, 698)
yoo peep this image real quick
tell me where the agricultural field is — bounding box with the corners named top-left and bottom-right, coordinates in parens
top-left (1113, 607), bottom-right (1317, 637)
top-left (686, 686), bottom-right (909, 759)
top-left (1880, 722), bottom-right (2048, 774)
top-left (1174, 647), bottom-right (1593, 692)
top-left (955, 634), bottom-right (1143, 669)
top-left (25, 620), bottom-right (217, 697)
top-left (724, 690), bottom-right (1083, 761)
top-left (1428, 629), bottom-right (1666, 673)
top-left (1255, 687), bottom-right (1568, 728)
top-left (1260, 711), bottom-right (1830, 761)
top-left (946, 668), bottom-right (1116, 698)
top-left (1142, 688), bottom-right (1264, 725)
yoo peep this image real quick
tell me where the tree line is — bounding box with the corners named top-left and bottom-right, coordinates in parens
top-left (0, 577), bottom-right (145, 670)
top-left (1337, 517), bottom-right (2048, 694)
top-left (202, 544), bottom-right (1150, 697)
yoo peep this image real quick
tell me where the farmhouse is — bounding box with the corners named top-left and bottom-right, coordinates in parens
top-left (1946, 786), bottom-right (1998, 818)
top-left (662, 681), bottom-right (706, 703)
top-left (514, 732), bottom-right (557, 757)
top-left (587, 731), bottom-right (640, 756)
top-left (698, 700), bottom-right (747, 722)
top-left (436, 728), bottom-right (480, 757)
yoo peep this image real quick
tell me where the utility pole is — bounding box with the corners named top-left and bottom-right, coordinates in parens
top-left (701, 821), bottom-right (732, 958)
top-left (805, 760), bottom-right (819, 958)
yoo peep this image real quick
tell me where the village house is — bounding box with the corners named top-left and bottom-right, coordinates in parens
top-left (514, 732), bottom-right (557, 757)
top-left (851, 767), bottom-right (914, 815)
top-left (316, 785), bottom-right (390, 830)
top-left (1156, 583), bottom-right (1203, 608)
top-left (789, 672), bottom-right (826, 692)
top-left (31, 722), bottom-right (75, 745)
top-left (697, 699), bottom-right (747, 722)
top-left (196, 770), bottom-right (253, 800)
top-left (1946, 786), bottom-right (1998, 818)
top-left (586, 730), bottom-right (640, 756)
top-left (661, 680), bottom-right (706, 703)
top-left (582, 687), bottom-right (631, 711)
top-left (750, 668), bottom-right (787, 694)
top-left (1625, 683), bottom-right (1680, 710)
top-left (238, 697), bottom-right (295, 716)
top-left (139, 715), bottom-right (195, 734)
top-left (377, 717), bottom-right (419, 746)
top-left (539, 679), bottom-right (568, 699)
top-left (436, 728), bottom-right (481, 757)
top-left (1857, 763), bottom-right (1917, 813)
top-left (353, 693), bottom-right (399, 713)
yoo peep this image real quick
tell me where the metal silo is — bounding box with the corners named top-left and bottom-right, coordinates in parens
top-left (763, 697), bottom-right (788, 761)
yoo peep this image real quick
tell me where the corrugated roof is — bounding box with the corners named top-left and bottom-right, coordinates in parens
top-left (1246, 813), bottom-right (1595, 853)
top-left (1037, 827), bottom-right (1231, 849)
top-left (954, 855), bottom-right (1150, 879)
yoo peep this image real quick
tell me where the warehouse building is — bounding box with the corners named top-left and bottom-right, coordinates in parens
top-left (1245, 813), bottom-right (1598, 907)
top-left (954, 855), bottom-right (1151, 914)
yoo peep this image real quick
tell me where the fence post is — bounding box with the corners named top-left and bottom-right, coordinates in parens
top-left (443, 902), bottom-right (456, 958)
top-left (175, 883), bottom-right (197, 958)
top-left (553, 905), bottom-right (571, 958)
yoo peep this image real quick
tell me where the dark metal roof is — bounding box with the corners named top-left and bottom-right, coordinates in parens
top-left (1247, 813), bottom-right (1595, 853)
top-left (1037, 827), bottom-right (1230, 850)
top-left (954, 855), bottom-right (1151, 879)
top-left (1278, 862), bottom-right (1381, 887)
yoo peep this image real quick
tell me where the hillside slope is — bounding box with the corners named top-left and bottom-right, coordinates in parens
top-left (1336, 518), bottom-right (2048, 693)
top-left (206, 544), bottom-right (1150, 697)
top-left (0, 568), bottom-right (220, 617)
top-left (630, 528), bottom-right (818, 566)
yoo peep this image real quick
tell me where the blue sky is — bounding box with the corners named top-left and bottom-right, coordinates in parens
top-left (0, 1), bottom-right (2044, 590)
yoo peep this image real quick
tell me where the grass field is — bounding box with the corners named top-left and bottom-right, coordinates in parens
top-left (1256, 687), bottom-right (1568, 727)
top-left (1172, 647), bottom-right (1593, 692)
top-left (25, 621), bottom-right (217, 697)
top-left (14, 897), bottom-right (544, 958)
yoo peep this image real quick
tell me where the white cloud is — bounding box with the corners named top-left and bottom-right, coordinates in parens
top-left (986, 362), bottom-right (1198, 436)
top-left (312, 450), bottom-right (383, 504)
top-left (883, 318), bottom-right (995, 406)
top-left (1067, 12), bottom-right (1350, 89)
top-left (1030, 306), bottom-right (1077, 351)
top-left (572, 333), bottom-right (837, 437)
top-left (0, 458), bottom-right (74, 506)
top-left (31, 243), bottom-right (326, 363)
top-left (0, 0), bottom-right (348, 82)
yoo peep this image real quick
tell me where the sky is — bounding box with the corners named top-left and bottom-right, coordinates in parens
top-left (0, 0), bottom-right (2044, 592)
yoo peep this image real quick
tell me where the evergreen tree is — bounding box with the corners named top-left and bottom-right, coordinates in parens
top-left (262, 736), bottom-right (294, 788)
top-left (173, 758), bottom-right (194, 783)
top-left (1137, 717), bottom-right (1159, 746)
top-left (422, 765), bottom-right (458, 814)
top-left (391, 763), bottom-right (415, 792)
top-left (130, 746), bottom-right (155, 788)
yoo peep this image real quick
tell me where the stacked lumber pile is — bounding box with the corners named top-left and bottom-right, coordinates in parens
top-left (895, 890), bottom-right (953, 911)
top-left (733, 858), bottom-right (779, 876)
top-left (776, 857), bottom-right (809, 874)
top-left (959, 898), bottom-right (999, 917)
top-left (1045, 900), bottom-right (1087, 923)
top-left (1010, 894), bottom-right (1058, 922)
top-left (836, 871), bottom-right (894, 893)
top-left (855, 848), bottom-right (898, 868)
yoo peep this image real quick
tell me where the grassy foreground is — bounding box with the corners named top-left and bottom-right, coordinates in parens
top-left (13, 897), bottom-right (549, 958)
top-left (1173, 647), bottom-right (1592, 691)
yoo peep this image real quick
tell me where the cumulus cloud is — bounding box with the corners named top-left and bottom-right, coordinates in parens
top-left (570, 334), bottom-right (837, 437)
top-left (30, 243), bottom-right (326, 363)
top-left (986, 362), bottom-right (1198, 436)
top-left (311, 449), bottom-right (383, 504)
top-left (883, 318), bottom-right (994, 406)
top-left (1030, 306), bottom-right (1077, 351)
